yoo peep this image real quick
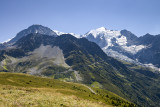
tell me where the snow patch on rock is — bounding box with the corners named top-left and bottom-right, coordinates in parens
top-left (103, 48), bottom-right (136, 62)
top-left (123, 45), bottom-right (146, 54)
top-left (53, 30), bottom-right (81, 38)
top-left (143, 63), bottom-right (160, 71)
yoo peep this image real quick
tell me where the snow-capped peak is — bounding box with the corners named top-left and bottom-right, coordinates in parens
top-left (83, 27), bottom-right (121, 39)
top-left (83, 27), bottom-right (146, 55)
top-left (96, 27), bottom-right (107, 32)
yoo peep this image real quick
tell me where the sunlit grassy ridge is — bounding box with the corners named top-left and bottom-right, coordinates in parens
top-left (0, 72), bottom-right (135, 107)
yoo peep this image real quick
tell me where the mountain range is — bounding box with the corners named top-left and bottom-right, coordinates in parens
top-left (1, 25), bottom-right (160, 72)
top-left (1, 25), bottom-right (160, 106)
top-left (6, 25), bottom-right (159, 71)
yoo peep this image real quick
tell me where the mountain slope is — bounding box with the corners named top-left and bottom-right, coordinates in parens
top-left (136, 34), bottom-right (160, 68)
top-left (0, 72), bottom-right (135, 107)
top-left (0, 33), bottom-right (160, 106)
top-left (120, 30), bottom-right (138, 46)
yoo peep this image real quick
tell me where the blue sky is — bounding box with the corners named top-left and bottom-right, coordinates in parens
top-left (0, 0), bottom-right (160, 42)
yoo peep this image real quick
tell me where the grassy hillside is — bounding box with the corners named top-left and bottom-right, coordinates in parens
top-left (0, 72), bottom-right (135, 107)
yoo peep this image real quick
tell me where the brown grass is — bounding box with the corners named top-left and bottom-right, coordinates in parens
top-left (0, 85), bottom-right (111, 107)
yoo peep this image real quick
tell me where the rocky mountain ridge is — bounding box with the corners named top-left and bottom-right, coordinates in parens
top-left (1, 25), bottom-right (160, 71)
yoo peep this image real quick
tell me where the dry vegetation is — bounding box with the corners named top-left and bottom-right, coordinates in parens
top-left (0, 72), bottom-right (135, 107)
top-left (0, 85), bottom-right (110, 107)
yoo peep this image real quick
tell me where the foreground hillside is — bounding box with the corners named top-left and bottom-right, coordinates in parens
top-left (0, 72), bottom-right (134, 107)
